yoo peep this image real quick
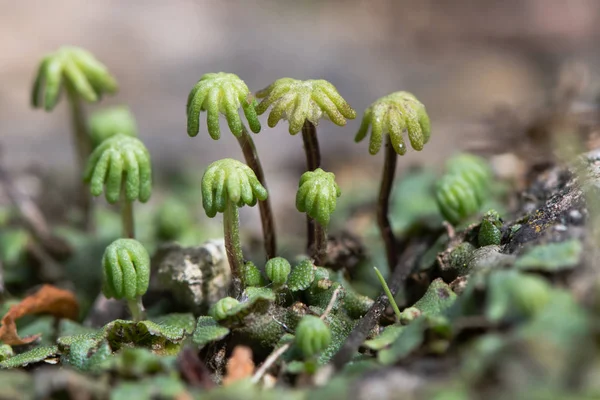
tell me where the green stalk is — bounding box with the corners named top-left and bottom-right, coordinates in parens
top-left (127, 295), bottom-right (146, 322)
top-left (224, 200), bottom-right (244, 297)
top-left (236, 125), bottom-right (277, 259)
top-left (65, 83), bottom-right (94, 232)
top-left (302, 120), bottom-right (320, 254)
top-left (378, 136), bottom-right (398, 271)
top-left (373, 267), bottom-right (402, 320)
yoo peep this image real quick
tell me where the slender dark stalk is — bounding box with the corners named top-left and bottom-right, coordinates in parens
top-left (66, 83), bottom-right (94, 232)
top-left (302, 120), bottom-right (321, 254)
top-left (236, 126), bottom-right (277, 259)
top-left (313, 222), bottom-right (328, 266)
top-left (121, 201), bottom-right (135, 239)
top-left (378, 136), bottom-right (398, 271)
top-left (127, 296), bottom-right (146, 322)
top-left (224, 201), bottom-right (244, 297)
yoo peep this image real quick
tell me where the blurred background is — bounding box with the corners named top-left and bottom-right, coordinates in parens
top-left (1, 0), bottom-right (600, 243)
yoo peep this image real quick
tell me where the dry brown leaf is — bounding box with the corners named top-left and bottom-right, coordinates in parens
top-left (223, 346), bottom-right (255, 386)
top-left (0, 284), bottom-right (79, 345)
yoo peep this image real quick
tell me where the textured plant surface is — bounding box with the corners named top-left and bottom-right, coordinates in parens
top-left (295, 315), bottom-right (331, 358)
top-left (187, 72), bottom-right (260, 139)
top-left (256, 78), bottom-right (356, 134)
top-left (31, 46), bottom-right (118, 111)
top-left (296, 168), bottom-right (341, 228)
top-left (265, 257), bottom-right (291, 286)
top-left (355, 91), bottom-right (431, 155)
top-left (101, 239), bottom-right (150, 300)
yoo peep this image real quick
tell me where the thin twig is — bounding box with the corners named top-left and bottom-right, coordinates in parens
top-left (320, 286), bottom-right (342, 320)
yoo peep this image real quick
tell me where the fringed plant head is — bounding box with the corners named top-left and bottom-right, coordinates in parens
top-left (435, 173), bottom-right (482, 226)
top-left (446, 153), bottom-right (493, 203)
top-left (355, 91), bottom-right (431, 155)
top-left (32, 46), bottom-right (118, 111)
top-left (295, 315), bottom-right (331, 358)
top-left (84, 134), bottom-right (152, 204)
top-left (296, 168), bottom-right (341, 227)
top-left (265, 257), bottom-right (291, 286)
top-left (89, 106), bottom-right (138, 148)
top-left (102, 239), bottom-right (150, 301)
top-left (186, 72), bottom-right (261, 139)
top-left (255, 78), bottom-right (356, 134)
top-left (201, 158), bottom-right (268, 218)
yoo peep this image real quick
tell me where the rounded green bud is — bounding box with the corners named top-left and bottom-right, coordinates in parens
top-left (201, 158), bottom-right (267, 218)
top-left (242, 261), bottom-right (264, 287)
top-left (296, 168), bottom-right (341, 227)
top-left (265, 257), bottom-right (291, 286)
top-left (155, 198), bottom-right (192, 241)
top-left (83, 134), bottom-right (152, 204)
top-left (187, 72), bottom-right (261, 139)
top-left (102, 239), bottom-right (150, 300)
top-left (478, 210), bottom-right (502, 247)
top-left (209, 297), bottom-right (240, 321)
top-left (446, 153), bottom-right (492, 204)
top-left (435, 173), bottom-right (481, 226)
top-left (32, 46), bottom-right (118, 111)
top-left (89, 105), bottom-right (138, 147)
top-left (449, 242), bottom-right (476, 275)
top-left (255, 78), bottom-right (356, 135)
top-left (295, 315), bottom-right (331, 358)
top-left (399, 306), bottom-right (422, 325)
top-left (355, 91), bottom-right (431, 156)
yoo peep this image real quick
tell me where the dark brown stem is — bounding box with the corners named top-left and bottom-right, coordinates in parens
top-left (313, 222), bottom-right (328, 266)
top-left (302, 120), bottom-right (321, 254)
top-left (121, 200), bottom-right (135, 239)
top-left (378, 136), bottom-right (398, 271)
top-left (66, 84), bottom-right (94, 232)
top-left (236, 126), bottom-right (277, 259)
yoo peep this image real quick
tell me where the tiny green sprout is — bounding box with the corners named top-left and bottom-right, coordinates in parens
top-left (102, 238), bottom-right (149, 321)
top-left (201, 158), bottom-right (268, 296)
top-left (295, 315), bottom-right (332, 359)
top-left (242, 261), bottom-right (264, 287)
top-left (31, 46), bottom-right (118, 230)
top-left (84, 134), bottom-right (152, 238)
top-left (187, 72), bottom-right (276, 260)
top-left (296, 168), bottom-right (341, 265)
top-left (355, 92), bottom-right (431, 272)
top-left (373, 267), bottom-right (402, 320)
top-left (89, 105), bottom-right (138, 148)
top-left (478, 210), bottom-right (503, 247)
top-left (265, 257), bottom-right (291, 286)
top-left (209, 297), bottom-right (240, 321)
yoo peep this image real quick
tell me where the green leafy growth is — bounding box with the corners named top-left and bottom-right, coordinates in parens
top-left (448, 242), bottom-right (476, 276)
top-left (486, 270), bottom-right (553, 322)
top-left (187, 72), bottom-right (261, 139)
top-left (101, 238), bottom-right (150, 300)
top-left (192, 316), bottom-right (230, 348)
top-left (296, 168), bottom-right (341, 227)
top-left (515, 239), bottom-right (583, 272)
top-left (478, 209), bottom-right (503, 247)
top-left (84, 134), bottom-right (152, 204)
top-left (316, 307), bottom-right (357, 365)
top-left (31, 46), bottom-right (118, 111)
top-left (363, 324), bottom-right (404, 351)
top-left (0, 344), bottom-right (13, 361)
top-left (265, 257), bottom-right (291, 286)
top-left (210, 287), bottom-right (276, 327)
top-left (110, 347), bottom-right (176, 378)
top-left (243, 261), bottom-right (265, 287)
top-left (256, 78), bottom-right (356, 134)
top-left (378, 317), bottom-right (428, 365)
top-left (201, 158), bottom-right (267, 218)
top-left (89, 105), bottom-right (138, 147)
top-left (288, 259), bottom-right (316, 292)
top-left (355, 91), bottom-right (431, 155)
top-left (111, 375), bottom-right (188, 400)
top-left (446, 153), bottom-right (493, 203)
top-left (391, 169), bottom-right (442, 233)
top-left (63, 338), bottom-right (112, 372)
top-left (0, 345), bottom-right (58, 369)
top-left (209, 297), bottom-right (240, 321)
top-left (404, 278), bottom-right (457, 318)
top-left (151, 313), bottom-right (196, 336)
top-left (295, 315), bottom-right (332, 358)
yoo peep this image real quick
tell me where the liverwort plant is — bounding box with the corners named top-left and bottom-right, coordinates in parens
top-left (355, 92), bottom-right (431, 271)
top-left (31, 46), bottom-right (118, 228)
top-left (256, 78), bottom-right (355, 252)
top-left (89, 105), bottom-right (138, 148)
top-left (84, 134), bottom-right (152, 238)
top-left (187, 72), bottom-right (277, 260)
top-left (201, 158), bottom-right (268, 297)
top-left (102, 238), bottom-right (150, 322)
top-left (296, 168), bottom-right (341, 265)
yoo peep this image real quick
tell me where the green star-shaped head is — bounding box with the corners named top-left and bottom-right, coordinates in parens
top-left (355, 91), bottom-right (431, 155)
top-left (255, 78), bottom-right (356, 135)
top-left (186, 72), bottom-right (261, 140)
top-left (201, 158), bottom-right (268, 218)
top-left (84, 134), bottom-right (152, 204)
top-left (296, 168), bottom-right (341, 227)
top-left (32, 46), bottom-right (118, 111)
top-left (89, 106), bottom-right (138, 148)
top-left (446, 153), bottom-right (492, 203)
top-left (102, 239), bottom-right (150, 301)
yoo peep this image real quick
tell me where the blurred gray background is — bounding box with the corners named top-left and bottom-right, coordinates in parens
top-left (1, 0), bottom-right (600, 194)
